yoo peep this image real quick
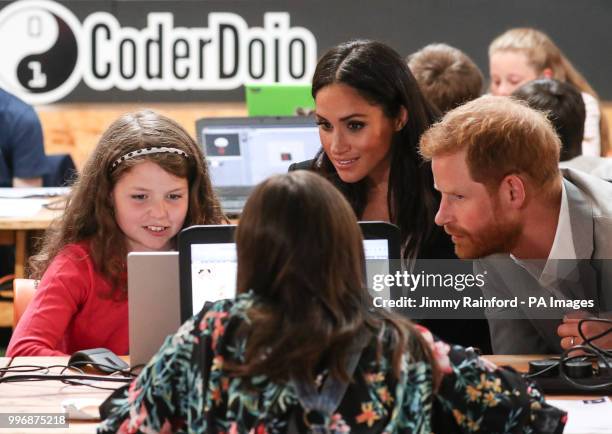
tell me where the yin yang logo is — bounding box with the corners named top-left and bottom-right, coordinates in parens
top-left (0, 0), bottom-right (82, 104)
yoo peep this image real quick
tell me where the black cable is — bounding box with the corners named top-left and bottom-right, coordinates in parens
top-left (60, 360), bottom-right (139, 377)
top-left (525, 318), bottom-right (612, 392)
top-left (556, 318), bottom-right (612, 391)
top-left (0, 362), bottom-right (136, 389)
top-left (558, 346), bottom-right (612, 391)
top-left (2, 361), bottom-right (139, 376)
top-left (577, 318), bottom-right (612, 358)
top-left (523, 357), bottom-right (560, 379)
top-left (0, 365), bottom-right (52, 374)
top-left (0, 374), bottom-right (132, 383)
top-left (43, 198), bottom-right (67, 210)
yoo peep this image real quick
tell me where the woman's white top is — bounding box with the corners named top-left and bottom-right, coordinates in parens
top-left (581, 92), bottom-right (601, 157)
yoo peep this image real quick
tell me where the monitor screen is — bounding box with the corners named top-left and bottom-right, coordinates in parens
top-left (201, 122), bottom-right (321, 187)
top-left (188, 239), bottom-right (390, 317)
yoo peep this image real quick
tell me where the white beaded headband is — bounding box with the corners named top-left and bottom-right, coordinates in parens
top-left (110, 147), bottom-right (189, 171)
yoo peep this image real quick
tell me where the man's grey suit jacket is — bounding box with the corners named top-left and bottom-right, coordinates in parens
top-left (480, 168), bottom-right (612, 354)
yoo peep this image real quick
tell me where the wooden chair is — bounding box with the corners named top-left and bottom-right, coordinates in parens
top-left (12, 278), bottom-right (38, 329)
top-left (0, 273), bottom-right (15, 299)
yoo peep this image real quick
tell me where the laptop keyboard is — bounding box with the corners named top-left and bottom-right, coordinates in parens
top-left (220, 197), bottom-right (248, 215)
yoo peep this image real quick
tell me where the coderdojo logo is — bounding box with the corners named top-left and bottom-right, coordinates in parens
top-left (0, 0), bottom-right (81, 104)
top-left (0, 0), bottom-right (317, 105)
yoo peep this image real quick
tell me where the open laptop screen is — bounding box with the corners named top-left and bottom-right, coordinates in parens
top-left (197, 116), bottom-right (321, 188)
top-left (190, 242), bottom-right (237, 306)
top-left (179, 222), bottom-right (400, 322)
top-left (188, 239), bottom-right (389, 317)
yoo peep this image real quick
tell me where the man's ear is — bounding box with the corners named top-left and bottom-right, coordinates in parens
top-left (499, 174), bottom-right (527, 209)
top-left (395, 106), bottom-right (409, 131)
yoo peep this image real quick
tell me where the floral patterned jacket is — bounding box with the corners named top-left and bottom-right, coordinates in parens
top-left (98, 292), bottom-right (566, 434)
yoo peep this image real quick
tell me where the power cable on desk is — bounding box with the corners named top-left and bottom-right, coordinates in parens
top-left (557, 318), bottom-right (612, 391)
top-left (0, 360), bottom-right (139, 390)
top-left (524, 357), bottom-right (561, 379)
top-left (526, 318), bottom-right (612, 392)
top-left (42, 197), bottom-right (68, 210)
top-left (0, 374), bottom-right (131, 391)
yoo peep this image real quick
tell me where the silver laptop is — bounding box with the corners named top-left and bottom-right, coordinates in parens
top-left (195, 116), bottom-right (321, 215)
top-left (127, 251), bottom-right (180, 367)
top-left (127, 222), bottom-right (400, 367)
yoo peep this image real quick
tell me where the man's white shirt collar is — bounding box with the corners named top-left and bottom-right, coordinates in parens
top-left (511, 182), bottom-right (577, 288)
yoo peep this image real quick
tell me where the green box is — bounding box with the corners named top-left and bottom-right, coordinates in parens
top-left (245, 84), bottom-right (314, 116)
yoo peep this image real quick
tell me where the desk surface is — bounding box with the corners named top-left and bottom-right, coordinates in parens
top-left (483, 354), bottom-right (535, 373)
top-left (0, 357), bottom-right (124, 434)
top-left (0, 199), bottom-right (64, 230)
top-left (0, 355), bottom-right (609, 434)
top-left (0, 197), bottom-right (66, 279)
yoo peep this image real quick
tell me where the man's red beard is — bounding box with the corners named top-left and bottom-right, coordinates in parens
top-left (444, 218), bottom-right (521, 259)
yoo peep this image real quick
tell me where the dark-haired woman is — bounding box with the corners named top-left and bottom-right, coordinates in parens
top-left (290, 39), bottom-right (488, 351)
top-left (291, 39), bottom-right (447, 260)
top-left (99, 171), bottom-right (565, 434)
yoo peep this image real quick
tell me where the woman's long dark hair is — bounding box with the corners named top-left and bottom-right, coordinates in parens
top-left (228, 171), bottom-right (437, 385)
top-left (312, 40), bottom-right (444, 259)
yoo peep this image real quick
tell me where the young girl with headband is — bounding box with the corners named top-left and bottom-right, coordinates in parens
top-left (8, 110), bottom-right (225, 356)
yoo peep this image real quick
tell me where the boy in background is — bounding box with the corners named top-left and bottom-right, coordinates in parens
top-left (408, 43), bottom-right (483, 114)
top-left (513, 78), bottom-right (612, 181)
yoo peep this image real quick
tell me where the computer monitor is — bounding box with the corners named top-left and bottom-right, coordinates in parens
top-left (178, 222), bottom-right (401, 322)
top-left (195, 116), bottom-right (321, 214)
top-left (245, 84), bottom-right (314, 116)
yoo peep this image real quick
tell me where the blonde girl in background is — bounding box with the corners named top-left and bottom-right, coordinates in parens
top-left (489, 27), bottom-right (610, 157)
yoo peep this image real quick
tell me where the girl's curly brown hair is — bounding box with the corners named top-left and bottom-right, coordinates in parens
top-left (30, 110), bottom-right (226, 298)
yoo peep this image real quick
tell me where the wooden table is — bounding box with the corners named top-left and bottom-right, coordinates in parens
top-left (483, 354), bottom-right (537, 372)
top-left (0, 357), bottom-right (125, 434)
top-left (0, 199), bottom-right (64, 278)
